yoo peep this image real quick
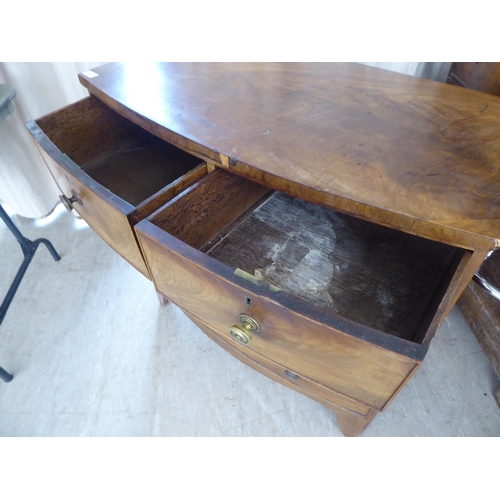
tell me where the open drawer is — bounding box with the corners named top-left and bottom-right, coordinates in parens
top-left (27, 96), bottom-right (207, 278)
top-left (135, 168), bottom-right (465, 409)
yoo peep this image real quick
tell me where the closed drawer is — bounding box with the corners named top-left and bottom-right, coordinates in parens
top-left (27, 96), bottom-right (207, 278)
top-left (186, 311), bottom-right (373, 417)
top-left (135, 168), bottom-right (463, 409)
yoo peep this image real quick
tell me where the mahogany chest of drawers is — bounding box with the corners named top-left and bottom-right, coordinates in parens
top-left (27, 63), bottom-right (500, 435)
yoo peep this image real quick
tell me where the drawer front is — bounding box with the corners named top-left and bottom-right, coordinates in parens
top-left (137, 223), bottom-right (418, 410)
top-left (32, 137), bottom-right (150, 278)
top-left (185, 311), bottom-right (372, 417)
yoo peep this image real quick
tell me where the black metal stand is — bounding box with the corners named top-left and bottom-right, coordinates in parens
top-left (0, 365), bottom-right (13, 383)
top-left (0, 204), bottom-right (61, 382)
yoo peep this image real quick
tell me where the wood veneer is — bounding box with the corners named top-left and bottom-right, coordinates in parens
top-left (447, 61), bottom-right (500, 404)
top-left (136, 222), bottom-right (420, 410)
top-left (28, 62), bottom-right (500, 435)
top-left (447, 62), bottom-right (500, 96)
top-left (27, 96), bottom-right (207, 279)
top-left (206, 188), bottom-right (462, 341)
top-left (79, 62), bottom-right (500, 251)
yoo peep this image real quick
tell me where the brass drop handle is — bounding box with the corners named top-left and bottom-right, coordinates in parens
top-left (59, 190), bottom-right (81, 212)
top-left (229, 314), bottom-right (260, 345)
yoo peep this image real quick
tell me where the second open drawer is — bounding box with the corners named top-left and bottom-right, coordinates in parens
top-left (135, 168), bottom-right (465, 409)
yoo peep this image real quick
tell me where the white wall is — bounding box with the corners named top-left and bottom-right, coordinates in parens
top-left (359, 62), bottom-right (452, 82)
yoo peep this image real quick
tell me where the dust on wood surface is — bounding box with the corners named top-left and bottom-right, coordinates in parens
top-left (82, 132), bottom-right (202, 207)
top-left (208, 192), bottom-right (461, 340)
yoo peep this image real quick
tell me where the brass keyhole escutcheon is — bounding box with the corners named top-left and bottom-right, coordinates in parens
top-left (59, 190), bottom-right (81, 212)
top-left (229, 314), bottom-right (260, 345)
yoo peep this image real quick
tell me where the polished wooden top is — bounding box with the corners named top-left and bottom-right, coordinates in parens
top-left (79, 62), bottom-right (500, 250)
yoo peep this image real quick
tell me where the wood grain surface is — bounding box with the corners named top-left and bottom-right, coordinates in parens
top-left (427, 248), bottom-right (490, 338)
top-left (185, 311), bottom-right (373, 417)
top-left (35, 96), bottom-right (138, 166)
top-left (458, 282), bottom-right (500, 377)
top-left (130, 163), bottom-right (208, 225)
top-left (457, 251), bottom-right (500, 379)
top-left (29, 135), bottom-right (151, 278)
top-left (136, 221), bottom-right (419, 410)
top-left (447, 62), bottom-right (500, 403)
top-left (82, 132), bottom-right (204, 207)
top-left (34, 96), bottom-right (205, 208)
top-left (27, 96), bottom-right (209, 279)
top-left (150, 168), bottom-right (270, 250)
top-left (185, 311), bottom-right (379, 436)
top-left (208, 189), bottom-right (461, 340)
top-left (447, 62), bottom-right (500, 96)
top-left (79, 62), bottom-right (500, 251)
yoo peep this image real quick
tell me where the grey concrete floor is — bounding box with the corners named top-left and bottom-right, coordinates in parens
top-left (1, 204), bottom-right (500, 437)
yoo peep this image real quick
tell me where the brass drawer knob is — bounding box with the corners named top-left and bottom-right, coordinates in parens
top-left (229, 314), bottom-right (260, 345)
top-left (59, 190), bottom-right (81, 212)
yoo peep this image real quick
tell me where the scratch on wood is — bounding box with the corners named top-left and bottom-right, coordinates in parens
top-left (478, 103), bottom-right (489, 114)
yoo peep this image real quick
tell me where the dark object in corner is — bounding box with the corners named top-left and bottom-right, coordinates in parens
top-left (0, 205), bottom-right (61, 382)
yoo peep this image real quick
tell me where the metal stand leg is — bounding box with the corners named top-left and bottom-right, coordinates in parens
top-left (0, 204), bottom-right (61, 382)
top-left (0, 365), bottom-right (13, 383)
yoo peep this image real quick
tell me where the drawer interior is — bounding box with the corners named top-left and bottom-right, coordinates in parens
top-left (149, 169), bottom-right (463, 343)
top-left (36, 96), bottom-right (205, 208)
